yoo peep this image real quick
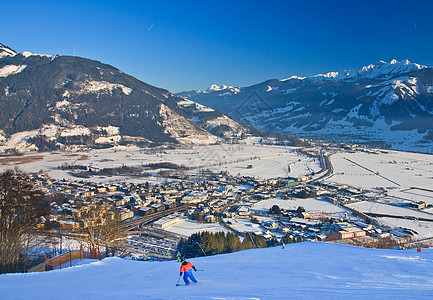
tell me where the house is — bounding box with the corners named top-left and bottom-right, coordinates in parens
top-left (204, 214), bottom-right (217, 223)
top-left (151, 203), bottom-right (164, 212)
top-left (338, 231), bottom-right (354, 239)
top-left (139, 206), bottom-right (155, 216)
top-left (163, 200), bottom-right (176, 210)
top-left (117, 208), bottom-right (134, 221)
top-left (301, 212), bottom-right (324, 219)
top-left (58, 219), bottom-right (80, 230)
top-left (153, 215), bottom-right (182, 228)
top-left (238, 206), bottom-right (250, 217)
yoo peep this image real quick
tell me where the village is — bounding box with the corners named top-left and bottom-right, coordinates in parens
top-left (29, 151), bottom-right (433, 261)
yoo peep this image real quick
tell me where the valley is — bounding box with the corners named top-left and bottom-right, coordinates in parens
top-left (3, 139), bottom-right (433, 261)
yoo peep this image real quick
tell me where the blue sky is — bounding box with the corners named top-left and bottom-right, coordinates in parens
top-left (2, 0), bottom-right (433, 92)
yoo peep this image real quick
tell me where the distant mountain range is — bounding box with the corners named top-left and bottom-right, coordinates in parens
top-left (0, 43), bottom-right (250, 153)
top-left (178, 60), bottom-right (433, 153)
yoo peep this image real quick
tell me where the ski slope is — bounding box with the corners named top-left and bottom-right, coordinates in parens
top-left (1, 242), bottom-right (432, 299)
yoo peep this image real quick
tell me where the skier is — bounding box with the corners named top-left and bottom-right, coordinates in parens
top-left (179, 257), bottom-right (198, 285)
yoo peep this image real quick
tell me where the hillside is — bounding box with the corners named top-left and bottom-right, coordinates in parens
top-left (179, 60), bottom-right (433, 153)
top-left (0, 43), bottom-right (250, 153)
top-left (1, 242), bottom-right (432, 299)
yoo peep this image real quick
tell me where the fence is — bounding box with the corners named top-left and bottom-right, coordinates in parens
top-left (28, 249), bottom-right (103, 272)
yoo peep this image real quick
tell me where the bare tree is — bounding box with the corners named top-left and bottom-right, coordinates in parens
top-left (0, 169), bottom-right (49, 273)
top-left (79, 204), bottom-right (126, 257)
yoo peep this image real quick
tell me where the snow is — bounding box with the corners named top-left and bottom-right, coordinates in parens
top-left (278, 59), bottom-right (427, 84)
top-left (76, 80), bottom-right (132, 95)
top-left (40, 124), bottom-right (59, 139)
top-left (207, 84), bottom-right (231, 92)
top-left (159, 104), bottom-right (218, 145)
top-left (98, 126), bottom-right (119, 136)
top-left (251, 197), bottom-right (347, 215)
top-left (325, 151), bottom-right (433, 237)
top-left (0, 143), bottom-right (319, 182)
top-left (0, 130), bottom-right (39, 152)
top-left (223, 217), bottom-right (265, 234)
top-left (60, 126), bottom-right (91, 137)
top-left (327, 151), bottom-right (433, 190)
top-left (0, 64), bottom-right (27, 77)
top-left (281, 75), bottom-right (306, 81)
top-left (164, 219), bottom-right (229, 236)
top-left (0, 44), bottom-right (17, 58)
top-left (1, 242), bottom-right (433, 299)
top-left (95, 135), bottom-right (121, 144)
top-left (55, 99), bottom-right (71, 109)
top-left (194, 102), bottom-right (214, 112)
top-left (21, 51), bottom-right (52, 58)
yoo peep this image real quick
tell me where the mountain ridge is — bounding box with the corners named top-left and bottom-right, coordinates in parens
top-left (178, 59), bottom-right (433, 153)
top-left (0, 43), bottom-right (251, 153)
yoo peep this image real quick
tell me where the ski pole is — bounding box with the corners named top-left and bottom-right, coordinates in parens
top-left (196, 269), bottom-right (204, 271)
top-left (176, 275), bottom-right (181, 285)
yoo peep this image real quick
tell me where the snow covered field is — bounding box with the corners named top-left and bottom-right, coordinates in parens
top-left (0, 143), bottom-right (320, 181)
top-left (250, 198), bottom-right (347, 215)
top-left (327, 151), bottom-right (433, 238)
top-left (1, 242), bottom-right (432, 299)
top-left (326, 151), bottom-right (433, 190)
top-left (163, 219), bottom-right (229, 236)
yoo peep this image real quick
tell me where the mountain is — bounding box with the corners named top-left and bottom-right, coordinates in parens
top-left (178, 60), bottom-right (433, 153)
top-left (1, 242), bottom-right (432, 299)
top-left (0, 43), bottom-right (250, 153)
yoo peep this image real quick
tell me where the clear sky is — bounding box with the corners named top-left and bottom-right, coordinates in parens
top-left (2, 0), bottom-right (433, 93)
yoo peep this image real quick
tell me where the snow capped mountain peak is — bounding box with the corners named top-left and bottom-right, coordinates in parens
top-left (357, 59), bottom-right (427, 79)
top-left (280, 59), bottom-right (428, 83)
top-left (280, 75), bottom-right (306, 81)
top-left (0, 43), bottom-right (17, 58)
top-left (207, 84), bottom-right (232, 92)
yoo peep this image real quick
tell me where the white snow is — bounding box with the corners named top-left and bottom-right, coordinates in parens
top-left (251, 197), bottom-right (347, 215)
top-left (0, 143), bottom-right (320, 182)
top-left (95, 135), bottom-right (121, 144)
top-left (0, 130), bottom-right (39, 152)
top-left (98, 126), bottom-right (120, 136)
top-left (62, 90), bottom-right (71, 98)
top-left (327, 151), bottom-right (433, 190)
top-left (1, 242), bottom-right (433, 299)
top-left (55, 99), bottom-right (71, 109)
top-left (281, 75), bottom-right (306, 81)
top-left (164, 219), bottom-right (228, 236)
top-left (60, 126), bottom-right (91, 137)
top-left (159, 104), bottom-right (218, 145)
top-left (207, 84), bottom-right (230, 92)
top-left (21, 51), bottom-right (52, 58)
top-left (76, 80), bottom-right (132, 95)
top-left (0, 45), bottom-right (17, 58)
top-left (278, 59), bottom-right (427, 83)
top-left (0, 64), bottom-right (27, 77)
top-left (40, 124), bottom-right (59, 140)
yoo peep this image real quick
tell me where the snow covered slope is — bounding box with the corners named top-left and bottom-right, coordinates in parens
top-left (1, 242), bottom-right (432, 299)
